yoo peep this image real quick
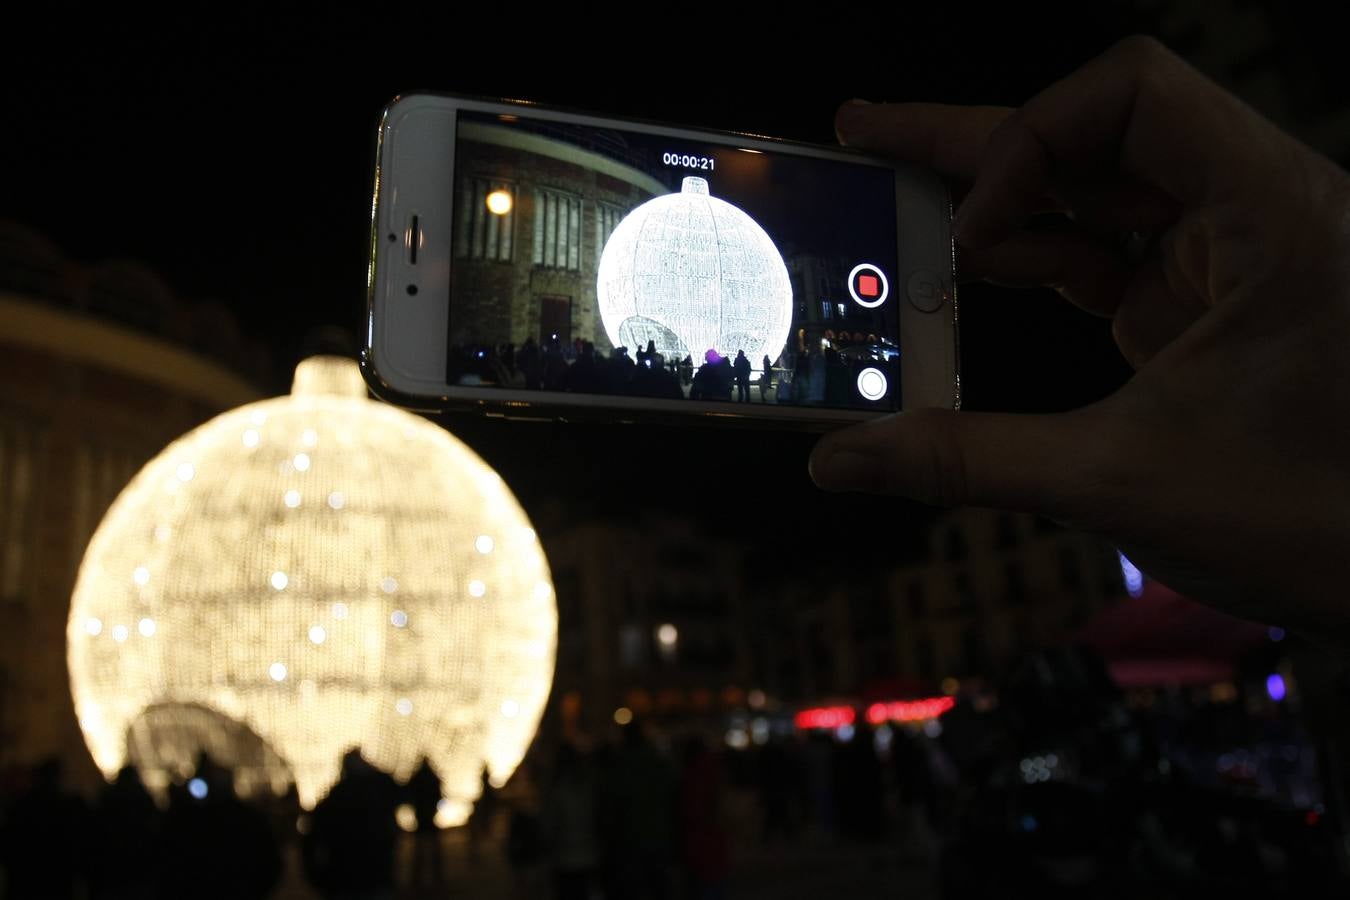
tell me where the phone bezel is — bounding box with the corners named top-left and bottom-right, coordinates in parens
top-left (362, 92), bottom-right (960, 427)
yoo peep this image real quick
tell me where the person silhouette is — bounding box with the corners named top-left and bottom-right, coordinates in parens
top-left (733, 350), bottom-right (752, 402)
top-left (406, 757), bottom-right (444, 888)
top-left (88, 765), bottom-right (160, 900)
top-left (0, 756), bottom-right (89, 900)
top-left (468, 766), bottom-right (499, 863)
top-left (302, 749), bottom-right (399, 900)
top-left (161, 754), bottom-right (281, 900)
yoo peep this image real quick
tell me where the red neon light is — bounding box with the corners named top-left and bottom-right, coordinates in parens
top-left (795, 697), bottom-right (955, 730)
top-left (793, 706), bottom-right (855, 730)
top-left (864, 697), bottom-right (955, 725)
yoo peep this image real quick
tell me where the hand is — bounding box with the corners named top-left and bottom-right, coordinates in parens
top-left (809, 37), bottom-right (1350, 645)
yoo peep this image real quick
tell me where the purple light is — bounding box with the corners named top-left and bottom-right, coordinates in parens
top-left (1118, 551), bottom-right (1144, 598)
top-left (1268, 626), bottom-right (1286, 642)
top-left (1266, 673), bottom-right (1286, 703)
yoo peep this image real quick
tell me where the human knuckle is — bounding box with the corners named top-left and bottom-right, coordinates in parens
top-left (1112, 34), bottom-right (1171, 69)
top-left (909, 411), bottom-right (969, 507)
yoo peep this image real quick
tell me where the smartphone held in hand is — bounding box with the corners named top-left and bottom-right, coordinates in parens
top-left (362, 93), bottom-right (958, 428)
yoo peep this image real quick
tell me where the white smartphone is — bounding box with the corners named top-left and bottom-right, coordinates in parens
top-left (362, 93), bottom-right (958, 428)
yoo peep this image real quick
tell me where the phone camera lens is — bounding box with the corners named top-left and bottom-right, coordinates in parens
top-left (387, 233), bottom-right (396, 242)
top-left (406, 285), bottom-right (419, 296)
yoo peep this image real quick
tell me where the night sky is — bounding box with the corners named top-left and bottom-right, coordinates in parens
top-left (3, 9), bottom-right (1155, 561)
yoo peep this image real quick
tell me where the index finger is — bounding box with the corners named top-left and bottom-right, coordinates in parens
top-left (957, 36), bottom-right (1283, 248)
top-left (834, 101), bottom-right (1012, 179)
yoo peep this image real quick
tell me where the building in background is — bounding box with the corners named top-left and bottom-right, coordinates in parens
top-left (450, 120), bottom-right (664, 354)
top-left (539, 514), bottom-right (753, 742)
top-left (537, 503), bottom-right (1126, 746)
top-left (888, 509), bottom-right (1125, 689)
top-left (0, 218), bottom-right (1131, 786)
top-left (744, 509), bottom-right (1125, 707)
top-left (784, 251), bottom-right (859, 358)
top-left (0, 221), bottom-right (265, 786)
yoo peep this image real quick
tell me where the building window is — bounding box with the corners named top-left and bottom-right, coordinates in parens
top-left (954, 572), bottom-right (976, 610)
top-left (619, 624), bottom-right (645, 669)
top-left (1058, 547), bottom-right (1083, 590)
top-left (908, 582), bottom-right (927, 620)
top-left (944, 528), bottom-right (967, 562)
top-left (72, 443), bottom-right (143, 569)
top-left (837, 302), bottom-right (848, 319)
top-left (1004, 562), bottom-right (1027, 606)
top-left (1017, 615), bottom-right (1035, 649)
top-left (962, 627), bottom-right (985, 676)
top-left (851, 585), bottom-right (892, 636)
top-left (454, 177), bottom-right (514, 262)
top-left (996, 514), bottom-right (1019, 549)
top-left (820, 300), bottom-right (832, 321)
top-left (533, 189), bottom-right (582, 270)
top-left (595, 202), bottom-right (624, 270)
top-left (1067, 600), bottom-right (1092, 628)
top-left (916, 637), bottom-right (936, 681)
top-left (0, 422), bottom-right (41, 601)
top-left (538, 295), bottom-right (573, 345)
top-left (861, 641), bottom-right (892, 682)
top-left (551, 567), bottom-right (580, 623)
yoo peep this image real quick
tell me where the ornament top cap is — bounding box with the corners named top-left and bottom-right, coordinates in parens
top-left (291, 356), bottom-right (367, 399)
top-left (681, 176), bottom-right (709, 196)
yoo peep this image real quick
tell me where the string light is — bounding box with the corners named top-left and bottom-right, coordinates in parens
top-left (68, 357), bottom-right (557, 819)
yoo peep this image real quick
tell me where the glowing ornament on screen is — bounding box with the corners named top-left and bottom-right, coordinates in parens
top-left (597, 176), bottom-right (792, 370)
top-left (67, 357), bottom-right (556, 822)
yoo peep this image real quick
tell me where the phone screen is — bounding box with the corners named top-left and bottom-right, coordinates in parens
top-left (447, 109), bottom-right (901, 411)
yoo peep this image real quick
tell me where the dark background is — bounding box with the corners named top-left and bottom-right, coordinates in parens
top-left (3, 4), bottom-right (1342, 559)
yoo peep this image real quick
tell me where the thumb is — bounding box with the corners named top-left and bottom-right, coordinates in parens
top-left (809, 408), bottom-right (1106, 518)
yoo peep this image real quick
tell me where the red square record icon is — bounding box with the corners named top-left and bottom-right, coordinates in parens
top-left (858, 274), bottom-right (879, 298)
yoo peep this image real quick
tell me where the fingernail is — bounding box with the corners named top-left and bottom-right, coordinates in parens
top-left (809, 448), bottom-right (879, 492)
top-left (835, 99), bottom-right (874, 129)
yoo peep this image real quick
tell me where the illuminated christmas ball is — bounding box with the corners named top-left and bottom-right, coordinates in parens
top-left (597, 176), bottom-right (793, 369)
top-left (67, 357), bottom-right (556, 823)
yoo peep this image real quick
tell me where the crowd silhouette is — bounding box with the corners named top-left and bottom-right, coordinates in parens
top-left (0, 681), bottom-right (1333, 899)
top-left (0, 718), bottom-right (960, 900)
top-left (448, 331), bottom-right (899, 409)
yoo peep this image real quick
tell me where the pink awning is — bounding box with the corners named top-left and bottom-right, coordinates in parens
top-left (1074, 581), bottom-right (1269, 687)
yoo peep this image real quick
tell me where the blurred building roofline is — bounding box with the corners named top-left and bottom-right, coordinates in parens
top-left (0, 292), bottom-right (262, 408)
